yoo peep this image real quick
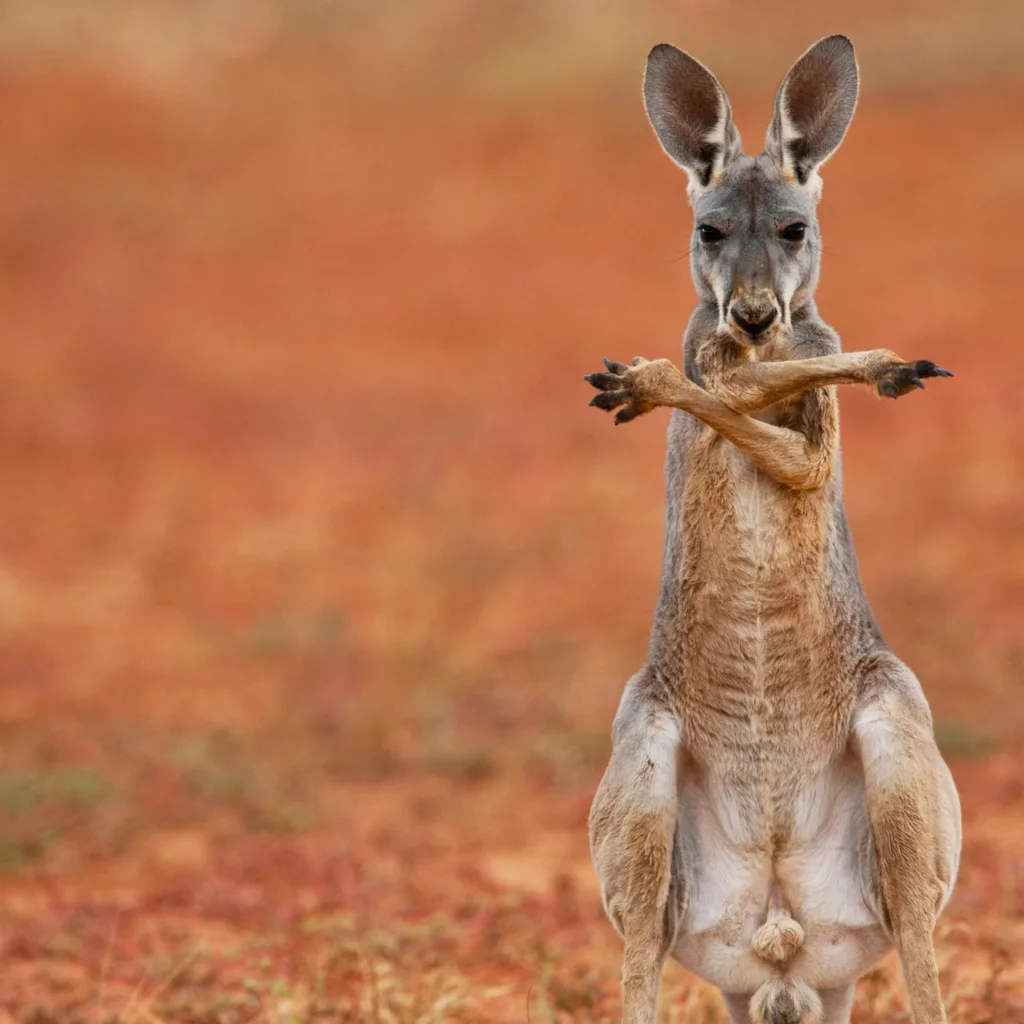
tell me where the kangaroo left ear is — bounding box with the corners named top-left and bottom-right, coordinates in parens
top-left (765, 35), bottom-right (859, 187)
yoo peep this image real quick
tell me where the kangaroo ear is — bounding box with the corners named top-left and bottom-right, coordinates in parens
top-left (765, 35), bottom-right (859, 186)
top-left (644, 44), bottom-right (741, 191)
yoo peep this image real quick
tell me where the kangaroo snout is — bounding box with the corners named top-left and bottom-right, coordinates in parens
top-left (730, 303), bottom-right (778, 342)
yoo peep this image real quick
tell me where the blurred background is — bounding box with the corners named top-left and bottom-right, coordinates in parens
top-left (0, 2), bottom-right (1021, 1021)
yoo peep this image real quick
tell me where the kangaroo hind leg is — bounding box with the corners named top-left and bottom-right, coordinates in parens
top-left (588, 671), bottom-right (683, 1024)
top-left (853, 653), bottom-right (962, 1024)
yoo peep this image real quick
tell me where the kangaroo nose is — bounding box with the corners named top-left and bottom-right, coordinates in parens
top-left (730, 306), bottom-right (777, 338)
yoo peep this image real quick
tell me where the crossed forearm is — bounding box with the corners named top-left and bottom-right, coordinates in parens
top-left (705, 348), bottom-right (953, 413)
top-left (708, 351), bottom-right (892, 414)
top-left (653, 372), bottom-right (830, 491)
top-left (586, 346), bottom-right (950, 491)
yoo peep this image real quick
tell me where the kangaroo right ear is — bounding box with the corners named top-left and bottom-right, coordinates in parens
top-left (643, 44), bottom-right (741, 192)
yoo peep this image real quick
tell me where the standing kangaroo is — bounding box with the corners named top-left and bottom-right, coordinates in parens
top-left (585, 36), bottom-right (961, 1024)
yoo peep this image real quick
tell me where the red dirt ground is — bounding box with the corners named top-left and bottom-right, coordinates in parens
top-left (0, 41), bottom-right (1021, 1024)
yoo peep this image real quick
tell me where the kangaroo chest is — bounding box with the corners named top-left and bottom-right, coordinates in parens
top-left (673, 435), bottom-right (849, 776)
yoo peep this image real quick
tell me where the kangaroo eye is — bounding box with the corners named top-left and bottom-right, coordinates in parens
top-left (698, 225), bottom-right (725, 243)
top-left (780, 222), bottom-right (807, 242)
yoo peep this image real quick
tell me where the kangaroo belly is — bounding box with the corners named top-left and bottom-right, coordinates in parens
top-left (671, 753), bottom-right (890, 994)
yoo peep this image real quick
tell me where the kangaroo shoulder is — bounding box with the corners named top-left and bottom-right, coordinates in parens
top-left (790, 309), bottom-right (841, 358)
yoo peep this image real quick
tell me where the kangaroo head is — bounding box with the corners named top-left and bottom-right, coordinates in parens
top-left (644, 36), bottom-right (859, 346)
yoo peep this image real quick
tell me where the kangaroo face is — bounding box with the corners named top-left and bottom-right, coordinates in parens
top-left (691, 156), bottom-right (819, 346)
top-left (643, 37), bottom-right (859, 347)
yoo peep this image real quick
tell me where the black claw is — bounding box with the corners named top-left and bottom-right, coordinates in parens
top-left (910, 376), bottom-right (925, 390)
top-left (586, 372), bottom-right (623, 391)
top-left (912, 360), bottom-right (954, 379)
top-left (603, 358), bottom-right (630, 374)
top-left (879, 380), bottom-right (899, 400)
top-left (590, 391), bottom-right (627, 411)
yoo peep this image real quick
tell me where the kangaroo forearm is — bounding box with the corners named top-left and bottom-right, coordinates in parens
top-left (665, 380), bottom-right (830, 490)
top-left (584, 357), bottom-right (835, 488)
top-left (712, 351), bottom-right (892, 413)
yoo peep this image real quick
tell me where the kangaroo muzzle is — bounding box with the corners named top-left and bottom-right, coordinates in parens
top-left (729, 292), bottom-right (781, 343)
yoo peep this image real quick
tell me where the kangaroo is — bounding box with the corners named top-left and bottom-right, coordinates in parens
top-left (585, 36), bottom-right (962, 1024)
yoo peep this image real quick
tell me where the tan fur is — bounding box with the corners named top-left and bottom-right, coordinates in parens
top-left (586, 36), bottom-right (960, 1024)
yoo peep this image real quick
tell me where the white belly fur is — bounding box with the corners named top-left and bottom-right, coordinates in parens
top-left (672, 754), bottom-right (890, 994)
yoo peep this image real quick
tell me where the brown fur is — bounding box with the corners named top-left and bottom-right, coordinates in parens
top-left (586, 36), bottom-right (960, 1024)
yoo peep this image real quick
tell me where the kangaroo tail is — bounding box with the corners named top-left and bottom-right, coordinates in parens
top-left (750, 978), bottom-right (822, 1024)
